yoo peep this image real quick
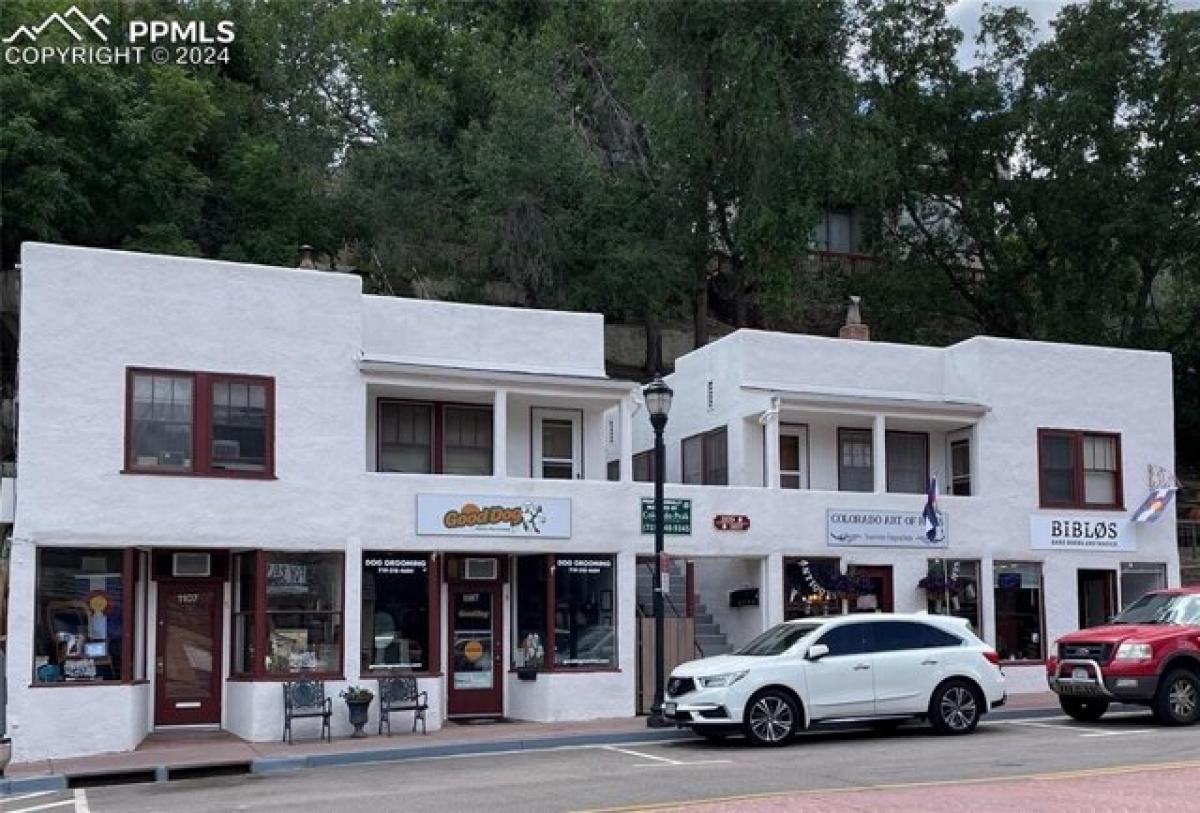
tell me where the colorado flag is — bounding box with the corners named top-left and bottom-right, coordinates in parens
top-left (1132, 488), bottom-right (1176, 523)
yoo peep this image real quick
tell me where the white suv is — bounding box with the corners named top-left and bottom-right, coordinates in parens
top-left (664, 613), bottom-right (1006, 746)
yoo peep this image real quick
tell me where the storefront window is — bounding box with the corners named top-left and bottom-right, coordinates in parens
top-left (784, 557), bottom-right (843, 620)
top-left (994, 562), bottom-right (1044, 661)
top-left (555, 557), bottom-right (615, 668)
top-left (513, 555), bottom-right (548, 668)
top-left (362, 553), bottom-right (432, 671)
top-left (1120, 562), bottom-right (1167, 610)
top-left (34, 549), bottom-right (132, 683)
top-left (512, 554), bottom-right (616, 670)
top-left (264, 553), bottom-right (343, 673)
top-left (923, 559), bottom-right (981, 634)
top-left (232, 552), bottom-right (256, 675)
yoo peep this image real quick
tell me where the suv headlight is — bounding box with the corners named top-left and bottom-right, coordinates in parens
top-left (1114, 642), bottom-right (1153, 661)
top-left (696, 671), bottom-right (748, 689)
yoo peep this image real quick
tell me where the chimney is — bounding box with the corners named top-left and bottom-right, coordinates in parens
top-left (297, 245), bottom-right (317, 269)
top-left (838, 295), bottom-right (870, 341)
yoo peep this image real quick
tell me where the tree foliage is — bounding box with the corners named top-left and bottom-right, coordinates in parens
top-left (1, 0), bottom-right (1197, 461)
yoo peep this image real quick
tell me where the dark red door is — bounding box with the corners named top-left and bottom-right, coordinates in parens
top-left (850, 565), bottom-right (894, 613)
top-left (447, 585), bottom-right (503, 717)
top-left (156, 581), bottom-right (222, 725)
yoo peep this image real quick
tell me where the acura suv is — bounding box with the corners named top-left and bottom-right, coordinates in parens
top-left (664, 613), bottom-right (1005, 746)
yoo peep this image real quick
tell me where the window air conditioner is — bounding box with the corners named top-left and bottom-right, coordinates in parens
top-left (465, 557), bottom-right (498, 580)
top-left (173, 552), bottom-right (211, 578)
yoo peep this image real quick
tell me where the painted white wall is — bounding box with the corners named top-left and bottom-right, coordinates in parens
top-left (362, 296), bottom-right (606, 378)
top-left (692, 557), bottom-right (766, 650)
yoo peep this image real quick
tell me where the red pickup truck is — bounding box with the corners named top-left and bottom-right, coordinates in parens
top-left (1047, 587), bottom-right (1200, 725)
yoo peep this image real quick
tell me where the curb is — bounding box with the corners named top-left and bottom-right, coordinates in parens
top-left (0, 704), bottom-right (1090, 796)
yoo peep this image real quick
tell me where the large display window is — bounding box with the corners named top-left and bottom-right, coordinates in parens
top-left (361, 552), bottom-right (438, 672)
top-left (784, 557), bottom-right (843, 620)
top-left (512, 554), bottom-right (616, 670)
top-left (231, 551), bottom-right (344, 678)
top-left (994, 561), bottom-right (1045, 661)
top-left (34, 548), bottom-right (135, 684)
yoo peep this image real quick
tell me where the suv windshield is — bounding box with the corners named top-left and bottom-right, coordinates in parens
top-left (1113, 592), bottom-right (1200, 625)
top-left (735, 622), bottom-right (820, 656)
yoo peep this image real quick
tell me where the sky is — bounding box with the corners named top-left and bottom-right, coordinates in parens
top-left (949, 0), bottom-right (1200, 65)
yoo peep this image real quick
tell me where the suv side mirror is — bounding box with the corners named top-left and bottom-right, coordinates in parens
top-left (806, 643), bottom-right (830, 661)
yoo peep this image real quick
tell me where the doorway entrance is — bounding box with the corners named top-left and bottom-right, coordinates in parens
top-left (849, 565), bottom-right (894, 613)
top-left (155, 581), bottom-right (223, 726)
top-left (447, 584), bottom-right (504, 717)
top-left (1078, 569), bottom-right (1117, 629)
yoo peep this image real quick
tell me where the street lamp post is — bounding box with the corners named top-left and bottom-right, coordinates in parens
top-left (643, 375), bottom-right (673, 728)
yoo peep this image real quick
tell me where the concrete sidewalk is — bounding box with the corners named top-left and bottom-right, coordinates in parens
top-left (0, 692), bottom-right (1064, 796)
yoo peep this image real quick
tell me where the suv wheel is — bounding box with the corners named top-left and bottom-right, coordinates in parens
top-left (928, 680), bottom-right (981, 735)
top-left (742, 690), bottom-right (799, 746)
top-left (1152, 669), bottom-right (1200, 726)
top-left (1060, 696), bottom-right (1109, 722)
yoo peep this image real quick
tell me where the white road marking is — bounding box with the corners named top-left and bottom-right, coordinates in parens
top-left (73, 789), bottom-right (90, 813)
top-left (1079, 729), bottom-right (1156, 738)
top-left (600, 745), bottom-right (731, 768)
top-left (0, 793), bottom-right (54, 806)
top-left (7, 801), bottom-right (74, 813)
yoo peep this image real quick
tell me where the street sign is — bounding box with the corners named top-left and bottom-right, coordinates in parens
top-left (640, 498), bottom-right (691, 535)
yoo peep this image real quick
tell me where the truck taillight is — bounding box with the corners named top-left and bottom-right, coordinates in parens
top-left (982, 649), bottom-right (1000, 666)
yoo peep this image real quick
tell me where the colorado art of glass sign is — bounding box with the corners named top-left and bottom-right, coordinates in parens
top-left (826, 509), bottom-right (948, 548)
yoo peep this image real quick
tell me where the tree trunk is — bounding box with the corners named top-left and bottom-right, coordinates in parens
top-left (643, 311), bottom-right (662, 376)
top-left (693, 273), bottom-right (709, 348)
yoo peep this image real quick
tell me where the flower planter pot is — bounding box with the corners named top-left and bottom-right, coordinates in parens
top-left (346, 701), bottom-right (371, 738)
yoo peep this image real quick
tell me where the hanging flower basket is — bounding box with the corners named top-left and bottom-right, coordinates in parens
top-left (829, 574), bottom-right (873, 600)
top-left (918, 575), bottom-right (961, 597)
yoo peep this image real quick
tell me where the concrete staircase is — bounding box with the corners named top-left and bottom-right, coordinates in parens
top-left (634, 560), bottom-right (733, 658)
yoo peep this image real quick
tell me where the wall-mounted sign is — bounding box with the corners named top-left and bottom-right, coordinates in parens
top-left (640, 498), bottom-right (691, 535)
top-left (1030, 516), bottom-right (1134, 552)
top-left (827, 509), bottom-right (949, 548)
top-left (714, 514), bottom-right (751, 531)
top-left (417, 494), bottom-right (571, 538)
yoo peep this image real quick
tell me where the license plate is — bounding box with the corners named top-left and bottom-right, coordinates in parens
top-left (665, 702), bottom-right (676, 715)
top-left (1072, 667), bottom-right (1089, 680)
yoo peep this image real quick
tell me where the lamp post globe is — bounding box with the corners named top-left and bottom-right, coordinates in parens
top-left (643, 375), bottom-right (673, 728)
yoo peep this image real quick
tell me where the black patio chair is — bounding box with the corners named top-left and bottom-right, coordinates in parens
top-left (378, 674), bottom-right (429, 735)
top-left (282, 678), bottom-right (333, 744)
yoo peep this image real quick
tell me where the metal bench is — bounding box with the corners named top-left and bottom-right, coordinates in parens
top-left (282, 679), bottom-right (332, 743)
top-left (378, 674), bottom-right (429, 735)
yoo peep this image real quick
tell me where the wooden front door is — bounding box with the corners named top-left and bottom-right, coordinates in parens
top-left (850, 565), bottom-right (894, 613)
top-left (155, 581), bottom-right (223, 725)
top-left (1078, 569), bottom-right (1117, 629)
top-left (447, 584), bottom-right (503, 717)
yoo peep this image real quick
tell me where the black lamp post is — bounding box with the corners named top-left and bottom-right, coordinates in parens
top-left (643, 375), bottom-right (673, 728)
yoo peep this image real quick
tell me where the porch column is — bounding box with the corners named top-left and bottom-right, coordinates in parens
top-left (873, 414), bottom-right (887, 494)
top-left (764, 416), bottom-right (781, 489)
top-left (619, 396), bottom-right (634, 482)
top-left (492, 388), bottom-right (508, 478)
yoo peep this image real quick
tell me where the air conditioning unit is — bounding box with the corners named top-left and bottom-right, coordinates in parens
top-left (173, 552), bottom-right (211, 578)
top-left (212, 439), bottom-right (240, 460)
top-left (464, 557), bottom-right (498, 580)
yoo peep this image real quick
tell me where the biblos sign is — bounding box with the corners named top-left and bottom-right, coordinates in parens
top-left (1030, 516), bottom-right (1134, 552)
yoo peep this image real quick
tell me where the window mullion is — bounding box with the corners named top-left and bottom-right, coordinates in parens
top-left (195, 373), bottom-right (211, 475)
top-left (254, 549), bottom-right (267, 679)
top-left (122, 548), bottom-right (135, 682)
top-left (545, 554), bottom-right (555, 671)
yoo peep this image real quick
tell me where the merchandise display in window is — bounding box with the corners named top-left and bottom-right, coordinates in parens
top-left (265, 553), bottom-right (343, 673)
top-left (34, 549), bottom-right (129, 683)
top-left (554, 557), bottom-right (615, 667)
top-left (784, 558), bottom-right (844, 619)
top-left (994, 562), bottom-right (1044, 661)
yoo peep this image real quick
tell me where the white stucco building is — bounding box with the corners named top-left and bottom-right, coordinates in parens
top-left (4, 244), bottom-right (1179, 762)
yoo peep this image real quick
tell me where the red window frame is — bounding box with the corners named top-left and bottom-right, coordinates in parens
top-left (229, 550), bottom-right (346, 681)
top-left (124, 367), bottom-right (275, 479)
top-left (1037, 428), bottom-right (1124, 510)
top-left (375, 399), bottom-right (493, 475)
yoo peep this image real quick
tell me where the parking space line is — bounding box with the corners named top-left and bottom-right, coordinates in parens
top-left (1079, 729), bottom-right (1155, 738)
top-left (0, 793), bottom-right (54, 807)
top-left (5, 801), bottom-right (74, 813)
top-left (73, 789), bottom-right (90, 813)
top-left (600, 745), bottom-right (732, 768)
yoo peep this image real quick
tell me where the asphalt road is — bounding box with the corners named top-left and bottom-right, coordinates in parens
top-left (53, 710), bottom-right (1200, 813)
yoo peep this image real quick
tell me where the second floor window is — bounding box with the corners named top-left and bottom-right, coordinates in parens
top-left (127, 368), bottom-right (273, 477)
top-left (950, 439), bottom-right (971, 496)
top-left (377, 401), bottom-right (492, 475)
top-left (838, 428), bottom-right (873, 492)
top-left (682, 426), bottom-right (727, 485)
top-left (885, 431), bottom-right (928, 494)
top-left (1038, 429), bottom-right (1122, 509)
top-left (633, 450), bottom-right (655, 483)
